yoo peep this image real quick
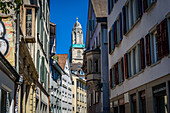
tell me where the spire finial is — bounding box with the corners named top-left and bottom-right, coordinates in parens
top-left (76, 17), bottom-right (78, 21)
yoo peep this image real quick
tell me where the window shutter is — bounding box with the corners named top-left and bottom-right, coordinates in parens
top-left (115, 63), bottom-right (119, 85)
top-left (124, 53), bottom-right (128, 79)
top-left (122, 6), bottom-right (126, 35)
top-left (37, 50), bottom-right (40, 74)
top-left (138, 0), bottom-right (143, 17)
top-left (143, 0), bottom-right (148, 12)
top-left (41, 57), bottom-right (45, 82)
top-left (112, 24), bottom-right (115, 50)
top-left (119, 13), bottom-right (123, 41)
top-left (140, 38), bottom-right (145, 69)
top-left (121, 58), bottom-right (124, 81)
top-left (161, 19), bottom-right (169, 56)
top-left (109, 30), bottom-right (111, 54)
top-left (110, 69), bottom-right (112, 88)
top-left (145, 34), bottom-right (151, 66)
top-left (37, 8), bottom-right (40, 33)
top-left (157, 24), bottom-right (162, 60)
top-left (114, 21), bottom-right (118, 45)
top-left (41, 19), bottom-right (44, 43)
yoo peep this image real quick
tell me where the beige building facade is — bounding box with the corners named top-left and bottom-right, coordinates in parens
top-left (72, 74), bottom-right (87, 113)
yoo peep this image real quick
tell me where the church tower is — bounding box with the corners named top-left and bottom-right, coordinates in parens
top-left (70, 18), bottom-right (85, 64)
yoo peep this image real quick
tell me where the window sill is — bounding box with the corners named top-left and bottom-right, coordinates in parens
top-left (144, 1), bottom-right (157, 13)
top-left (150, 60), bottom-right (161, 68)
top-left (124, 17), bottom-right (141, 36)
top-left (127, 69), bottom-right (144, 80)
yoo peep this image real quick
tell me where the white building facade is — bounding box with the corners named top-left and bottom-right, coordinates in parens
top-left (108, 0), bottom-right (170, 113)
top-left (61, 57), bottom-right (73, 113)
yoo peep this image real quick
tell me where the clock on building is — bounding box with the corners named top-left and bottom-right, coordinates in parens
top-left (0, 21), bottom-right (6, 38)
top-left (0, 38), bottom-right (9, 56)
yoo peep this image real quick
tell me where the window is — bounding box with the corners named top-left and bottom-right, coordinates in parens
top-left (118, 60), bottom-right (123, 84)
top-left (94, 60), bottom-right (98, 72)
top-left (143, 0), bottom-right (156, 12)
top-left (77, 81), bottom-right (79, 88)
top-left (80, 93), bottom-right (82, 101)
top-left (77, 92), bottom-right (79, 101)
top-left (127, 51), bottom-right (132, 77)
top-left (110, 68), bottom-right (115, 88)
top-left (132, 47), bottom-right (137, 75)
top-left (26, 9), bottom-right (32, 36)
top-left (122, 3), bottom-right (130, 35)
top-left (95, 92), bottom-right (99, 103)
top-left (73, 107), bottom-right (74, 111)
top-left (85, 95), bottom-right (86, 103)
top-left (82, 94), bottom-right (84, 102)
top-left (139, 90), bottom-right (146, 113)
top-left (110, 13), bottom-right (123, 51)
top-left (77, 50), bottom-right (81, 58)
top-left (168, 17), bottom-right (170, 53)
top-left (150, 31), bottom-right (158, 64)
top-left (1, 89), bottom-right (11, 113)
top-left (73, 94), bottom-right (74, 98)
top-left (88, 59), bottom-right (92, 73)
top-left (108, 0), bottom-right (113, 14)
top-left (72, 81), bottom-right (74, 85)
top-left (93, 90), bottom-right (95, 104)
top-left (130, 94), bottom-right (137, 113)
top-left (153, 83), bottom-right (168, 113)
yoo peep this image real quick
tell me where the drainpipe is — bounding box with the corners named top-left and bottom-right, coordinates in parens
top-left (16, 9), bottom-right (20, 73)
top-left (15, 9), bottom-right (20, 113)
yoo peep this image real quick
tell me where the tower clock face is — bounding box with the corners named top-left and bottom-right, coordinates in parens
top-left (0, 39), bottom-right (9, 56)
top-left (0, 21), bottom-right (6, 38)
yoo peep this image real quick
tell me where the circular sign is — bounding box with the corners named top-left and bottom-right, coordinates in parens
top-left (0, 21), bottom-right (6, 38)
top-left (0, 38), bottom-right (9, 56)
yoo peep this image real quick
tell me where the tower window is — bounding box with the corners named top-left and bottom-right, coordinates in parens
top-left (77, 50), bottom-right (81, 58)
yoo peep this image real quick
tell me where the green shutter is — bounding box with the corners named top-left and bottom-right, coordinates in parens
top-left (41, 19), bottom-right (44, 43)
top-left (41, 57), bottom-right (45, 82)
top-left (44, 67), bottom-right (47, 89)
top-left (44, 34), bottom-right (47, 54)
top-left (37, 8), bottom-right (40, 33)
top-left (37, 50), bottom-right (40, 74)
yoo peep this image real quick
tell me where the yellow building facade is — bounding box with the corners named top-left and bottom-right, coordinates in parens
top-left (72, 74), bottom-right (87, 113)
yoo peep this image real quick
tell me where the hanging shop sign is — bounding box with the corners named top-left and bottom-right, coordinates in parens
top-left (0, 21), bottom-right (9, 56)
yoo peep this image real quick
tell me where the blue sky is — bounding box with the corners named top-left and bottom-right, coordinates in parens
top-left (50, 0), bottom-right (89, 54)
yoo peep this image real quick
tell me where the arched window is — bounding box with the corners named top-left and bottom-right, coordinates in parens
top-left (37, 50), bottom-right (40, 74)
top-left (77, 50), bottom-right (81, 58)
top-left (74, 32), bottom-right (76, 44)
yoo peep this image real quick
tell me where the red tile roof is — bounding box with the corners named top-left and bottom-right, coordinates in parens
top-left (55, 54), bottom-right (68, 70)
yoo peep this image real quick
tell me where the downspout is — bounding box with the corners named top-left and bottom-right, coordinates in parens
top-left (16, 10), bottom-right (20, 73)
top-left (15, 9), bottom-right (20, 113)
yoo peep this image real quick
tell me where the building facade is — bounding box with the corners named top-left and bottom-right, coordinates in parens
top-left (82, 0), bottom-right (110, 113)
top-left (108, 0), bottom-right (170, 113)
top-left (0, 52), bottom-right (19, 113)
top-left (50, 57), bottom-right (63, 113)
top-left (72, 74), bottom-right (87, 113)
top-left (55, 54), bottom-right (73, 113)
